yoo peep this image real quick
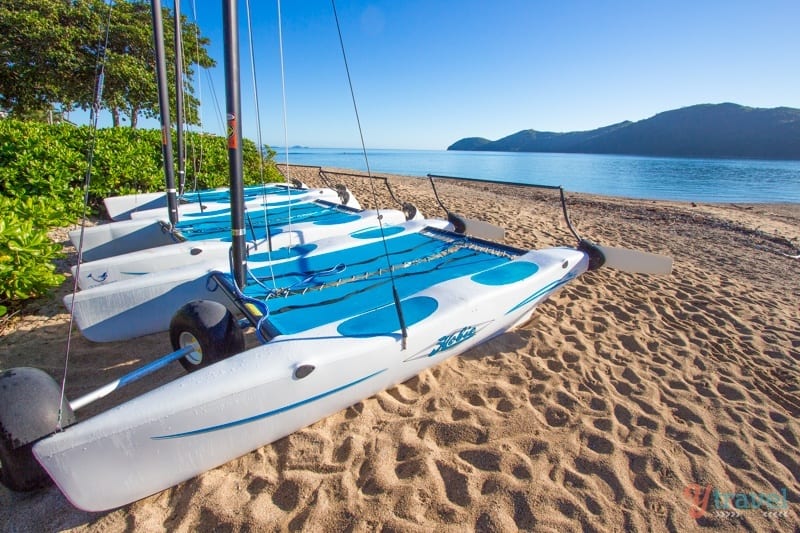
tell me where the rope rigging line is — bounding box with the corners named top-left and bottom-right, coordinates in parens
top-left (222, 246), bottom-right (496, 344)
top-left (189, 0), bottom-right (225, 141)
top-left (187, 0), bottom-right (204, 196)
top-left (243, 0), bottom-right (278, 285)
top-left (322, 169), bottom-right (412, 213)
top-left (173, 0), bottom-right (187, 196)
top-left (330, 0), bottom-right (409, 348)
top-left (275, 0), bottom-right (296, 257)
top-left (60, 0), bottom-right (115, 430)
top-left (220, 244), bottom-right (501, 343)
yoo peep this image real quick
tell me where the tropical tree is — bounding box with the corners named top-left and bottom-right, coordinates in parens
top-left (96, 0), bottom-right (215, 127)
top-left (0, 0), bottom-right (97, 117)
top-left (0, 0), bottom-right (214, 127)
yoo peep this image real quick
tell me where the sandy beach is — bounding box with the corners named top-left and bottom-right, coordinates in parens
top-left (1, 165), bottom-right (798, 531)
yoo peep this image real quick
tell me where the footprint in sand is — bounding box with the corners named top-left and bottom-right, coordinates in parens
top-left (589, 396), bottom-right (608, 411)
top-left (585, 433), bottom-right (615, 455)
top-left (679, 440), bottom-right (708, 457)
top-left (716, 381), bottom-right (746, 401)
top-left (511, 491), bottom-right (537, 530)
top-left (593, 417), bottom-right (613, 432)
top-left (574, 456), bottom-right (626, 503)
top-left (613, 403), bottom-right (633, 427)
top-left (435, 461), bottom-right (470, 507)
top-left (512, 464), bottom-right (532, 480)
top-left (544, 405), bottom-right (570, 427)
top-left (717, 440), bottom-right (752, 470)
top-left (467, 392), bottom-right (486, 407)
top-left (527, 439), bottom-right (549, 457)
top-left (770, 446), bottom-right (800, 483)
top-left (425, 421), bottom-right (488, 446)
top-left (555, 389), bottom-right (581, 410)
top-left (271, 479), bottom-right (301, 511)
top-left (246, 476), bottom-right (269, 496)
top-left (334, 436), bottom-right (356, 463)
top-left (394, 457), bottom-right (427, 480)
top-left (458, 449), bottom-right (501, 472)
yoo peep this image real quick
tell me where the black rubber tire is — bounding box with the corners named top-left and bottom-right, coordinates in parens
top-left (0, 367), bottom-right (75, 492)
top-left (0, 439), bottom-right (50, 492)
top-left (402, 202), bottom-right (418, 221)
top-left (335, 184), bottom-right (350, 205)
top-left (169, 300), bottom-right (245, 373)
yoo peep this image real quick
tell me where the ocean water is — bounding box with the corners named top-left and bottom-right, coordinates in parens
top-left (277, 148), bottom-right (800, 204)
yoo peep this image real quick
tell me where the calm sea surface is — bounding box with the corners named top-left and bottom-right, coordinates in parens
top-left (279, 148), bottom-right (800, 204)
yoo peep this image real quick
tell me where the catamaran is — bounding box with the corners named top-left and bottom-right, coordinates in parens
top-left (64, 214), bottom-right (441, 342)
top-left (0, 0), bottom-right (672, 513)
top-left (73, 183), bottom-right (362, 262)
top-left (70, 196), bottom-right (412, 289)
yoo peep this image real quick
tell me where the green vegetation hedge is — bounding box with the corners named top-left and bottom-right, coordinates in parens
top-left (0, 119), bottom-right (282, 315)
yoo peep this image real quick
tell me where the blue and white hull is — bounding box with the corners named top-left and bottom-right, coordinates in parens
top-left (65, 218), bottom-right (445, 342)
top-left (75, 188), bottom-right (358, 262)
top-left (103, 182), bottom-right (313, 221)
top-left (37, 236), bottom-right (589, 512)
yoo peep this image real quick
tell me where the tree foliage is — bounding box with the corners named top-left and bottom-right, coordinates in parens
top-left (0, 0), bottom-right (96, 116)
top-left (0, 0), bottom-right (214, 127)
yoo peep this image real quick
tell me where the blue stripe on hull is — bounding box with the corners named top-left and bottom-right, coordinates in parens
top-left (506, 271), bottom-right (577, 314)
top-left (151, 368), bottom-right (387, 440)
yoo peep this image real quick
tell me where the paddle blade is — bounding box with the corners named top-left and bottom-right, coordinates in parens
top-left (448, 211), bottom-right (505, 241)
top-left (596, 244), bottom-right (673, 275)
top-left (462, 217), bottom-right (506, 241)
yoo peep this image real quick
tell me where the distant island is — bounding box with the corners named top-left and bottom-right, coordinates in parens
top-left (447, 103), bottom-right (800, 160)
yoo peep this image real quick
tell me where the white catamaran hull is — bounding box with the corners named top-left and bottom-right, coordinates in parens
top-left (127, 186), bottom-right (360, 220)
top-left (71, 207), bottom-right (412, 290)
top-left (65, 218), bottom-right (447, 342)
top-left (103, 182), bottom-right (312, 221)
top-left (36, 247), bottom-right (589, 512)
top-left (75, 188), bottom-right (357, 262)
top-left (105, 190), bottom-right (168, 220)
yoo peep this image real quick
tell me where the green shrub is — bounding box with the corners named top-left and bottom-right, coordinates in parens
top-left (0, 197), bottom-right (65, 310)
top-left (0, 119), bottom-right (282, 315)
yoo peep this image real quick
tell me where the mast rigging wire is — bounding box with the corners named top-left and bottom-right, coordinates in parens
top-left (244, 0), bottom-right (276, 263)
top-left (276, 0), bottom-right (295, 255)
top-left (188, 0), bottom-right (204, 194)
top-left (173, 0), bottom-right (187, 196)
top-left (330, 0), bottom-right (408, 348)
top-left (59, 0), bottom-right (115, 429)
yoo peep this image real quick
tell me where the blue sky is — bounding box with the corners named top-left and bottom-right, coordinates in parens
top-left (95, 0), bottom-right (800, 150)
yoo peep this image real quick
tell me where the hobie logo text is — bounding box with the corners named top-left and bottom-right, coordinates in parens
top-left (429, 326), bottom-right (477, 357)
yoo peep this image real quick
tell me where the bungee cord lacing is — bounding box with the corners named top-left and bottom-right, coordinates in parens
top-left (244, 230), bottom-right (518, 304)
top-left (267, 248), bottom-right (501, 317)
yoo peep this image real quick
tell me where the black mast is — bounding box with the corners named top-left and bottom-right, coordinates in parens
top-left (173, 0), bottom-right (186, 196)
top-left (150, 0), bottom-right (179, 226)
top-left (223, 0), bottom-right (247, 289)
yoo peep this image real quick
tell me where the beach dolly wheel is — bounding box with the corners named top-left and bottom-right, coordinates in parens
top-left (169, 300), bottom-right (245, 372)
top-left (0, 367), bottom-right (75, 492)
